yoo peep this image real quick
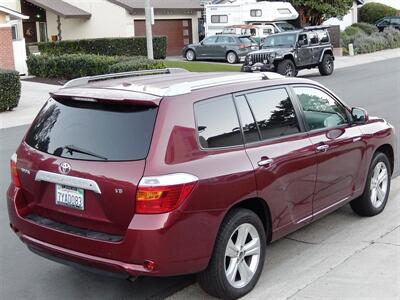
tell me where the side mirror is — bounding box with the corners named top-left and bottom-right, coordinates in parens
top-left (351, 107), bottom-right (368, 124)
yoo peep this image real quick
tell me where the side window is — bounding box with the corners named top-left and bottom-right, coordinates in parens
top-left (202, 36), bottom-right (218, 45)
top-left (298, 34), bottom-right (308, 46)
top-left (235, 96), bottom-right (260, 143)
top-left (217, 36), bottom-right (231, 44)
top-left (318, 30), bottom-right (329, 43)
top-left (391, 18), bottom-right (400, 25)
top-left (195, 95), bottom-right (242, 149)
top-left (245, 89), bottom-right (301, 140)
top-left (294, 87), bottom-right (348, 130)
top-left (211, 15), bottom-right (228, 24)
top-left (250, 9), bottom-right (262, 17)
top-left (228, 37), bottom-right (236, 43)
top-left (309, 33), bottom-right (319, 45)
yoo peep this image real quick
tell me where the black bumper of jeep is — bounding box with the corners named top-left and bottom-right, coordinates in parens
top-left (241, 62), bottom-right (275, 72)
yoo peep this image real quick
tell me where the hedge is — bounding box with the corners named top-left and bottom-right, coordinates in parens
top-left (28, 36), bottom-right (168, 59)
top-left (0, 69), bottom-right (21, 112)
top-left (342, 27), bottom-right (400, 54)
top-left (360, 2), bottom-right (397, 24)
top-left (350, 22), bottom-right (379, 35)
top-left (27, 54), bottom-right (166, 80)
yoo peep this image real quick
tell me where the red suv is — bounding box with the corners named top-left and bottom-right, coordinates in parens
top-left (7, 69), bottom-right (396, 299)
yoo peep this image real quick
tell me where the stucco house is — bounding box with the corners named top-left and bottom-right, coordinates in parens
top-left (0, 0), bottom-right (204, 56)
top-left (0, 4), bottom-right (28, 73)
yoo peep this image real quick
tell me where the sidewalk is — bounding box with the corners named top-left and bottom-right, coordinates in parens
top-left (1, 48), bottom-right (399, 130)
top-left (0, 81), bottom-right (58, 129)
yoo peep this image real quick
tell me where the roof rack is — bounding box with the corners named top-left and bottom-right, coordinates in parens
top-left (162, 72), bottom-right (284, 96)
top-left (62, 68), bottom-right (189, 89)
top-left (303, 25), bottom-right (331, 31)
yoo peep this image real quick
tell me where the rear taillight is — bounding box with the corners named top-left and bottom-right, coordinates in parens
top-left (10, 153), bottom-right (21, 188)
top-left (239, 44), bottom-right (247, 49)
top-left (136, 173), bottom-right (198, 214)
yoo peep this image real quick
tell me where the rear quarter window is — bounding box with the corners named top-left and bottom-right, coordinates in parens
top-left (194, 95), bottom-right (243, 149)
top-left (25, 98), bottom-right (158, 161)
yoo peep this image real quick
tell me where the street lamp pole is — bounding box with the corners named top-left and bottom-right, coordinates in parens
top-left (145, 0), bottom-right (154, 60)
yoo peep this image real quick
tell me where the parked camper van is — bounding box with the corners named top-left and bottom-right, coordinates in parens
top-left (205, 0), bottom-right (298, 36)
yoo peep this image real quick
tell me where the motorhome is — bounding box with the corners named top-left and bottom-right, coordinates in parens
top-left (204, 0), bottom-right (299, 36)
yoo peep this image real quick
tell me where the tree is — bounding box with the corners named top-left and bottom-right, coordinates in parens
top-left (291, 0), bottom-right (354, 26)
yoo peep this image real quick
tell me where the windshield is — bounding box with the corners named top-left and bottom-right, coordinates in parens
top-left (263, 33), bottom-right (297, 48)
top-left (275, 22), bottom-right (296, 32)
top-left (25, 98), bottom-right (158, 161)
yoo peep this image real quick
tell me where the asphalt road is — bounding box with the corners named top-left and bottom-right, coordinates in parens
top-left (0, 58), bottom-right (399, 300)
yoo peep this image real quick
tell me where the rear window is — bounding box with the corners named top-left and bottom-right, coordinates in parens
top-left (25, 98), bottom-right (158, 161)
top-left (239, 37), bottom-right (254, 45)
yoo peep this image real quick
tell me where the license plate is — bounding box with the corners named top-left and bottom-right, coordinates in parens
top-left (56, 184), bottom-right (84, 210)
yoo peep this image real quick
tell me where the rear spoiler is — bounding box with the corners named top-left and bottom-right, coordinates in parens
top-left (50, 88), bottom-right (162, 107)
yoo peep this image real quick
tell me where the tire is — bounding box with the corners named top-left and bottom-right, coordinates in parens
top-left (276, 59), bottom-right (296, 77)
top-left (226, 51), bottom-right (238, 64)
top-left (350, 152), bottom-right (391, 217)
top-left (198, 209), bottom-right (266, 299)
top-left (318, 53), bottom-right (334, 76)
top-left (185, 49), bottom-right (196, 61)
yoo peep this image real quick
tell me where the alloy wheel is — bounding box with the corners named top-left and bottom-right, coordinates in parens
top-left (224, 223), bottom-right (261, 289)
top-left (370, 162), bottom-right (388, 208)
top-left (227, 52), bottom-right (237, 64)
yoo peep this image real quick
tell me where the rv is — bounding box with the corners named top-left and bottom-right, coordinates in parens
top-left (204, 0), bottom-right (299, 36)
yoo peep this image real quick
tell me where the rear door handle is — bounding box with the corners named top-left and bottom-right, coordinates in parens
top-left (258, 158), bottom-right (273, 167)
top-left (316, 144), bottom-right (330, 152)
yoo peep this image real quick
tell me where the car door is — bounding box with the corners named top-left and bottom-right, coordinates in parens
top-left (197, 36), bottom-right (219, 58)
top-left (215, 36), bottom-right (230, 58)
top-left (292, 85), bottom-right (365, 214)
top-left (296, 33), bottom-right (313, 66)
top-left (234, 87), bottom-right (317, 238)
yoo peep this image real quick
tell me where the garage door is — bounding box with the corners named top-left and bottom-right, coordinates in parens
top-left (134, 19), bottom-right (192, 56)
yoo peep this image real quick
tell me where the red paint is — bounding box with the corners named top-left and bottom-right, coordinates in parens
top-left (7, 76), bottom-right (396, 278)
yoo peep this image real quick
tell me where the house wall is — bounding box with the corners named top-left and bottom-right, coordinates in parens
top-left (0, 0), bottom-right (23, 36)
top-left (46, 0), bottom-right (134, 40)
top-left (0, 24), bottom-right (15, 70)
top-left (323, 1), bottom-right (358, 30)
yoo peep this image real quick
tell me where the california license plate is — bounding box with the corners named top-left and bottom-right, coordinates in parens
top-left (56, 184), bottom-right (84, 210)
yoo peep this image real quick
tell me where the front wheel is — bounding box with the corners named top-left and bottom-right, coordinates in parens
top-left (185, 49), bottom-right (196, 61)
top-left (276, 59), bottom-right (297, 77)
top-left (350, 152), bottom-right (391, 216)
top-left (198, 209), bottom-right (266, 299)
top-left (318, 54), bottom-right (334, 76)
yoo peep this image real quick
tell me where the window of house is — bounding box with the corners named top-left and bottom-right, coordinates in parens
top-left (11, 25), bottom-right (18, 40)
top-left (294, 87), bottom-right (348, 130)
top-left (211, 15), bottom-right (228, 24)
top-left (195, 95), bottom-right (243, 149)
top-left (245, 89), bottom-right (301, 140)
top-left (250, 9), bottom-right (262, 17)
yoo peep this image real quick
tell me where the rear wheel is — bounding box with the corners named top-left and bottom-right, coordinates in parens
top-left (276, 59), bottom-right (296, 77)
top-left (318, 53), bottom-right (334, 76)
top-left (198, 209), bottom-right (266, 299)
top-left (350, 152), bottom-right (391, 216)
top-left (185, 49), bottom-right (196, 61)
top-left (227, 51), bottom-right (238, 64)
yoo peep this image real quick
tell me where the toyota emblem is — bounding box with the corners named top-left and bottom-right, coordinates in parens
top-left (59, 162), bottom-right (71, 175)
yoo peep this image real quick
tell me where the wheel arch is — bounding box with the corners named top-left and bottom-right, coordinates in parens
top-left (275, 54), bottom-right (295, 67)
top-left (374, 144), bottom-right (395, 175)
top-left (224, 197), bottom-right (273, 244)
top-left (319, 49), bottom-right (334, 62)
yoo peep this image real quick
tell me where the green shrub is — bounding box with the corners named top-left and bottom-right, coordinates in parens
top-left (109, 57), bottom-right (166, 73)
top-left (30, 36), bottom-right (167, 59)
top-left (344, 26), bottom-right (363, 36)
top-left (27, 54), bottom-right (166, 80)
top-left (351, 22), bottom-right (379, 35)
top-left (360, 2), bottom-right (397, 24)
top-left (0, 69), bottom-right (21, 112)
top-left (353, 27), bottom-right (400, 54)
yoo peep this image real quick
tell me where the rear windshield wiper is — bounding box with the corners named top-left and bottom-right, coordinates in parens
top-left (64, 145), bottom-right (108, 161)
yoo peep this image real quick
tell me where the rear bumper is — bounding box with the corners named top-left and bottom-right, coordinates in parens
top-left (7, 186), bottom-right (221, 277)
